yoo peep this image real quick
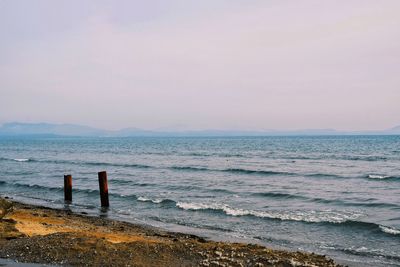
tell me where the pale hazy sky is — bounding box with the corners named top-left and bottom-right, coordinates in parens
top-left (1, 0), bottom-right (399, 131)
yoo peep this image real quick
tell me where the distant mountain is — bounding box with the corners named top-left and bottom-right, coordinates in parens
top-left (0, 122), bottom-right (399, 137)
top-left (0, 122), bottom-right (105, 137)
top-left (385, 125), bottom-right (400, 134)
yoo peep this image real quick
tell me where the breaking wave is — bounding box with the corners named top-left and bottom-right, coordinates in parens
top-left (379, 225), bottom-right (400, 235)
top-left (175, 201), bottom-right (400, 236)
top-left (0, 157), bottom-right (32, 162)
top-left (137, 196), bottom-right (174, 204)
top-left (175, 202), bottom-right (362, 223)
top-left (366, 174), bottom-right (399, 181)
top-left (13, 158), bottom-right (30, 162)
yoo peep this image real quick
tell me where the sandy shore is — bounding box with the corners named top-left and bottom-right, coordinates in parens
top-left (0, 197), bottom-right (343, 266)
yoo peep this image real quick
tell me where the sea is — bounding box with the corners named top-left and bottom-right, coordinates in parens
top-left (0, 136), bottom-right (399, 266)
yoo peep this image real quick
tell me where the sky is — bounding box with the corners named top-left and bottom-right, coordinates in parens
top-left (0, 0), bottom-right (399, 131)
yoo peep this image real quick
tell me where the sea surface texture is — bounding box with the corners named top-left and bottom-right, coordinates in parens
top-left (0, 136), bottom-right (399, 266)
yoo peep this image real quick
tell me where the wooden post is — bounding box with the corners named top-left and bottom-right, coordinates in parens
top-left (64, 174), bottom-right (72, 202)
top-left (98, 171), bottom-right (109, 207)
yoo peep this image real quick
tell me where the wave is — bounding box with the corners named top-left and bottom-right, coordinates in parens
top-left (11, 182), bottom-right (62, 191)
top-left (137, 196), bottom-right (174, 204)
top-left (265, 154), bottom-right (393, 162)
top-left (175, 202), bottom-right (362, 223)
top-left (170, 166), bottom-right (210, 172)
top-left (111, 180), bottom-right (155, 187)
top-left (252, 192), bottom-right (308, 200)
top-left (0, 157), bottom-right (152, 169)
top-left (366, 174), bottom-right (399, 180)
top-left (1, 180), bottom-right (174, 205)
top-left (340, 155), bottom-right (389, 161)
top-left (5, 157), bottom-right (386, 182)
top-left (184, 152), bottom-right (247, 158)
top-left (306, 173), bottom-right (345, 179)
top-left (2, 157), bottom-right (280, 177)
top-left (176, 201), bottom-right (400, 237)
top-left (0, 180), bottom-right (110, 198)
top-left (138, 196), bottom-right (163, 203)
top-left (7, 156), bottom-right (398, 185)
top-left (2, 181), bottom-right (102, 195)
top-left (252, 191), bottom-right (400, 209)
top-left (379, 225), bottom-right (400, 235)
top-left (0, 157), bottom-right (32, 162)
top-left (83, 161), bottom-right (152, 169)
top-left (170, 166), bottom-right (293, 176)
top-left (2, 156), bottom-right (289, 176)
top-left (321, 244), bottom-right (400, 262)
top-left (51, 159), bottom-right (152, 169)
top-left (223, 168), bottom-right (291, 176)
top-left (3, 179), bottom-right (399, 238)
top-left (319, 220), bottom-right (400, 237)
top-left (13, 158), bottom-right (30, 162)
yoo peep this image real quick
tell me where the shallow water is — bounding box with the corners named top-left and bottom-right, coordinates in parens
top-left (0, 136), bottom-right (399, 266)
top-left (0, 258), bottom-right (53, 266)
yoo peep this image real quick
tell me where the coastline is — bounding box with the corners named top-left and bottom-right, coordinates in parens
top-left (0, 197), bottom-right (342, 267)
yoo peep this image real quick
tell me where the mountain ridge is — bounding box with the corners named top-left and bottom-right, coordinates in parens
top-left (0, 122), bottom-right (399, 137)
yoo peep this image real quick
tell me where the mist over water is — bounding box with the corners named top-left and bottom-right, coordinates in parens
top-left (0, 136), bottom-right (399, 266)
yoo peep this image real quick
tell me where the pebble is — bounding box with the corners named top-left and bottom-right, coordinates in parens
top-left (215, 251), bottom-right (222, 257)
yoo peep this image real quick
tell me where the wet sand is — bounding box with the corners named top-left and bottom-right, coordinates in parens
top-left (0, 197), bottom-right (343, 266)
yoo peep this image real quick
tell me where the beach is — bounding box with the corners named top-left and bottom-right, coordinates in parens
top-left (0, 197), bottom-right (341, 266)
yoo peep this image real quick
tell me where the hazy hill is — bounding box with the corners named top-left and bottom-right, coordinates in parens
top-left (0, 122), bottom-right (399, 137)
top-left (386, 125), bottom-right (400, 134)
top-left (0, 122), bottom-right (105, 137)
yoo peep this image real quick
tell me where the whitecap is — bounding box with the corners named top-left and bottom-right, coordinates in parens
top-left (13, 158), bottom-right (30, 162)
top-left (137, 196), bottom-right (163, 204)
top-left (176, 202), bottom-right (218, 211)
top-left (379, 225), bottom-right (400, 235)
top-left (367, 174), bottom-right (389, 179)
top-left (320, 244), bottom-right (337, 250)
top-left (175, 202), bottom-right (362, 223)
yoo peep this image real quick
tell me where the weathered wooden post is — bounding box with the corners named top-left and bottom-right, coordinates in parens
top-left (98, 171), bottom-right (109, 207)
top-left (64, 174), bottom-right (72, 202)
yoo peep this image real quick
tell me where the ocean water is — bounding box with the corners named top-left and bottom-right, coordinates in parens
top-left (0, 136), bottom-right (399, 266)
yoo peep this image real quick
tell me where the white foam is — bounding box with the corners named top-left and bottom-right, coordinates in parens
top-left (367, 174), bottom-right (390, 179)
top-left (320, 244), bottom-right (336, 250)
top-left (13, 158), bottom-right (29, 162)
top-left (138, 196), bottom-right (163, 204)
top-left (176, 202), bottom-right (361, 223)
top-left (176, 202), bottom-right (219, 210)
top-left (379, 225), bottom-right (400, 235)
